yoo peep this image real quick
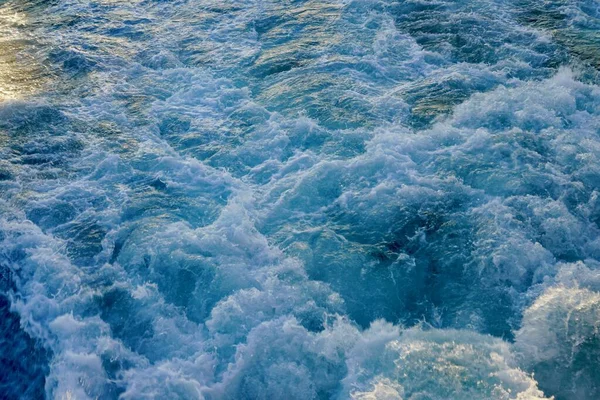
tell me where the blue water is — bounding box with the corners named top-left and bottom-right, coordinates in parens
top-left (1, 0), bottom-right (600, 399)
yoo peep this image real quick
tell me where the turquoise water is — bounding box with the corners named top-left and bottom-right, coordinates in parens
top-left (1, 0), bottom-right (600, 399)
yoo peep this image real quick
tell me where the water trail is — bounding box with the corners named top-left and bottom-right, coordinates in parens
top-left (1, 1), bottom-right (600, 399)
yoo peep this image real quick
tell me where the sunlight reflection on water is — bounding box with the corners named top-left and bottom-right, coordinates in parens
top-left (0, 5), bottom-right (45, 101)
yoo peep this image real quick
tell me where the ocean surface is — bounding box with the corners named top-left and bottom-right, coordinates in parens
top-left (1, 0), bottom-right (600, 399)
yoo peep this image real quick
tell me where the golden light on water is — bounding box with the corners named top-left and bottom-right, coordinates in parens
top-left (0, 7), bottom-right (45, 101)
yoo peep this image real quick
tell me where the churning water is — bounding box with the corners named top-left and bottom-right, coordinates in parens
top-left (1, 0), bottom-right (600, 399)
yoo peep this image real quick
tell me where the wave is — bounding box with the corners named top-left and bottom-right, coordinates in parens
top-left (1, 0), bottom-right (600, 399)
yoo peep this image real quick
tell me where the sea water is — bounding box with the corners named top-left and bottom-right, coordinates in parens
top-left (1, 0), bottom-right (600, 399)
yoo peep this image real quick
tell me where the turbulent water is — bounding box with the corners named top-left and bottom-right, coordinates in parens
top-left (1, 0), bottom-right (600, 399)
